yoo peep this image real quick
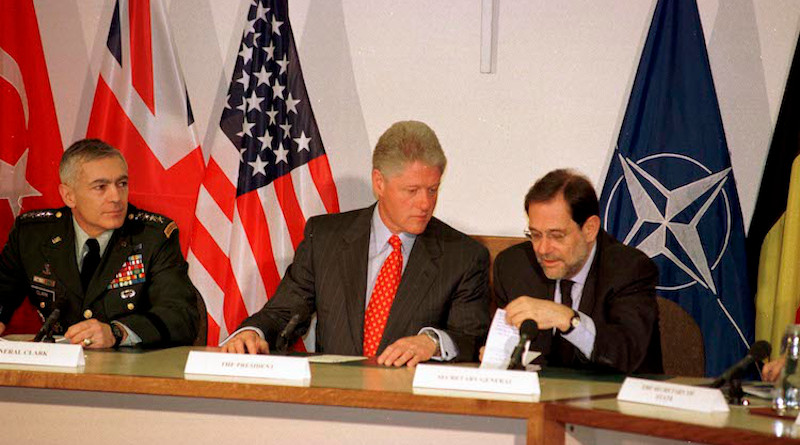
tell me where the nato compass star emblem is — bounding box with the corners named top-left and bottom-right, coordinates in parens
top-left (603, 153), bottom-right (732, 294)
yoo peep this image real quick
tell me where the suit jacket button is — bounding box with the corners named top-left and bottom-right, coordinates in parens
top-left (40, 302), bottom-right (46, 308)
top-left (127, 303), bottom-right (135, 311)
top-left (83, 309), bottom-right (93, 319)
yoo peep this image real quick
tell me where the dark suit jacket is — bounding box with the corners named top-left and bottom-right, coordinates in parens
top-left (239, 205), bottom-right (490, 361)
top-left (493, 230), bottom-right (662, 374)
top-left (0, 205), bottom-right (199, 347)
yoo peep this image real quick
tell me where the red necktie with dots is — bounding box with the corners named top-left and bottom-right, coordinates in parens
top-left (363, 235), bottom-right (403, 356)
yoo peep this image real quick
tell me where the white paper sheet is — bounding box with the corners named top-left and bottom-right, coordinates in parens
top-left (307, 355), bottom-right (368, 364)
top-left (480, 309), bottom-right (540, 369)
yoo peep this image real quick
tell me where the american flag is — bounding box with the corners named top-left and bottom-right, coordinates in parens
top-left (188, 0), bottom-right (340, 346)
top-left (87, 0), bottom-right (205, 254)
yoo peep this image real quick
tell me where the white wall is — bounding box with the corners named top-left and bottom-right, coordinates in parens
top-left (34, 0), bottom-right (800, 237)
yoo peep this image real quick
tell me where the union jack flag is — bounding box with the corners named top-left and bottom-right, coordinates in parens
top-left (87, 0), bottom-right (205, 254)
top-left (188, 0), bottom-right (339, 346)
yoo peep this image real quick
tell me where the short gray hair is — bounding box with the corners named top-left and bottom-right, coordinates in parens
top-left (372, 121), bottom-right (447, 177)
top-left (59, 139), bottom-right (127, 185)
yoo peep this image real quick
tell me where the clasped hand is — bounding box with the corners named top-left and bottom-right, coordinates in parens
top-left (1, 319), bottom-right (117, 348)
top-left (64, 319), bottom-right (119, 348)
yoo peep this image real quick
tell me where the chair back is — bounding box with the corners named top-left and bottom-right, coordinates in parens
top-left (657, 296), bottom-right (704, 376)
top-left (470, 235), bottom-right (526, 306)
top-left (194, 289), bottom-right (208, 346)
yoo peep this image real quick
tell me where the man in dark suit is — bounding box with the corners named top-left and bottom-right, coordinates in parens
top-left (0, 139), bottom-right (198, 348)
top-left (494, 169), bottom-right (661, 374)
top-left (222, 121), bottom-right (490, 366)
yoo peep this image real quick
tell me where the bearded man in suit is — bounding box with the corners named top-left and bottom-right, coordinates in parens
top-left (494, 169), bottom-right (662, 374)
top-left (222, 121), bottom-right (490, 367)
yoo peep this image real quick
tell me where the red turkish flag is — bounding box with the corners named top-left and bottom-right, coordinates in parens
top-left (0, 0), bottom-right (64, 333)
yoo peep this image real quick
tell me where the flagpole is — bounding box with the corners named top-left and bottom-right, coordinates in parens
top-left (480, 0), bottom-right (495, 74)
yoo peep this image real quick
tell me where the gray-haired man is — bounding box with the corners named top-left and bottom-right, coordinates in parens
top-left (222, 121), bottom-right (489, 366)
top-left (0, 139), bottom-right (198, 348)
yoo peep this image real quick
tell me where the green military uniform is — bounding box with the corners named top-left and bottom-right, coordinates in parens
top-left (0, 205), bottom-right (198, 347)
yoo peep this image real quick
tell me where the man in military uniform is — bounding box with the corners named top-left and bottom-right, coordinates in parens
top-left (0, 139), bottom-right (198, 348)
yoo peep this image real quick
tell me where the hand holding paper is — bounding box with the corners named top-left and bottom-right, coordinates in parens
top-left (481, 309), bottom-right (540, 369)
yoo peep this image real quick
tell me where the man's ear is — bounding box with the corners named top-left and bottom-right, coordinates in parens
top-left (59, 183), bottom-right (76, 209)
top-left (371, 169), bottom-right (385, 200)
top-left (582, 215), bottom-right (601, 243)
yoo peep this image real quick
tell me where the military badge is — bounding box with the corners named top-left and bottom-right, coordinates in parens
top-left (164, 221), bottom-right (178, 239)
top-left (19, 209), bottom-right (59, 221)
top-left (31, 284), bottom-right (55, 302)
top-left (33, 275), bottom-right (56, 287)
top-left (107, 253), bottom-right (146, 289)
top-left (120, 289), bottom-right (136, 299)
top-left (135, 211), bottom-right (165, 224)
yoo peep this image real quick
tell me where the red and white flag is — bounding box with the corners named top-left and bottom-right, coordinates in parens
top-left (188, 0), bottom-right (339, 346)
top-left (0, 0), bottom-right (64, 333)
top-left (86, 0), bottom-right (205, 253)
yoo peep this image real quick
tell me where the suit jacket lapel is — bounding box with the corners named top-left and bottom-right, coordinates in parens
top-left (340, 207), bottom-right (372, 353)
top-left (379, 226), bottom-right (441, 351)
top-left (538, 279), bottom-right (557, 356)
top-left (85, 230), bottom-right (134, 307)
top-left (42, 215), bottom-right (82, 300)
top-left (578, 232), bottom-right (608, 316)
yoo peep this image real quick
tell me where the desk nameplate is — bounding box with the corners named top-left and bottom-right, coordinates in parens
top-left (183, 351), bottom-right (311, 385)
top-left (617, 377), bottom-right (729, 413)
top-left (413, 363), bottom-right (540, 396)
top-left (0, 340), bottom-right (84, 367)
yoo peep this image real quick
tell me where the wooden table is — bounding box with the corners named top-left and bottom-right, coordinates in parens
top-left (0, 345), bottom-right (797, 444)
top-left (547, 397), bottom-right (800, 445)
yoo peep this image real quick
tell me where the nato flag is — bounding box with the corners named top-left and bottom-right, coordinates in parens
top-left (598, 0), bottom-right (754, 377)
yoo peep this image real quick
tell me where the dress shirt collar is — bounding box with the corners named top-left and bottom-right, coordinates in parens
top-left (73, 217), bottom-right (114, 264)
top-left (565, 241), bottom-right (597, 287)
top-left (370, 205), bottom-right (416, 256)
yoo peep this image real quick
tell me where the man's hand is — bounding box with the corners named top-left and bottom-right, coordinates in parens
top-left (377, 334), bottom-right (436, 367)
top-left (64, 319), bottom-right (116, 349)
top-left (504, 296), bottom-right (574, 332)
top-left (221, 330), bottom-right (270, 354)
top-left (763, 356), bottom-right (787, 382)
top-left (0, 322), bottom-right (5, 336)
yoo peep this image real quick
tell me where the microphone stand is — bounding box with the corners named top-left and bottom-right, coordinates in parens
top-left (507, 344), bottom-right (526, 370)
top-left (710, 341), bottom-right (772, 405)
top-left (42, 330), bottom-right (56, 343)
top-left (508, 320), bottom-right (538, 371)
top-left (275, 335), bottom-right (290, 355)
top-left (715, 370), bottom-right (745, 405)
top-left (275, 313), bottom-right (303, 355)
top-left (725, 376), bottom-right (744, 405)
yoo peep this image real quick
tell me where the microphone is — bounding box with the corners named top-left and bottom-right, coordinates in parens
top-left (33, 308), bottom-right (61, 343)
top-left (710, 340), bottom-right (771, 388)
top-left (275, 307), bottom-right (309, 354)
top-left (508, 319), bottom-right (539, 370)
